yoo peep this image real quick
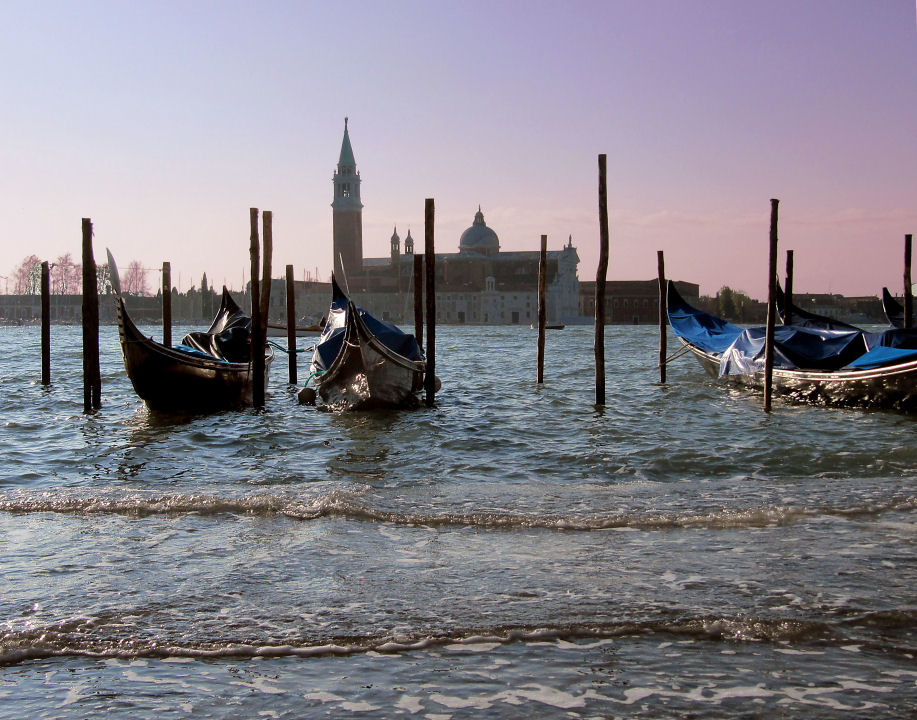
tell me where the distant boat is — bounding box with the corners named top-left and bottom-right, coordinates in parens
top-left (109, 251), bottom-right (272, 412)
top-left (266, 322), bottom-right (322, 338)
top-left (307, 276), bottom-right (425, 410)
top-left (882, 287), bottom-right (916, 329)
top-left (530, 323), bottom-right (565, 330)
top-left (668, 281), bottom-right (917, 411)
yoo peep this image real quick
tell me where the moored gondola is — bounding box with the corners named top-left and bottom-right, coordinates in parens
top-left (668, 281), bottom-right (917, 411)
top-left (307, 276), bottom-right (425, 410)
top-left (266, 321), bottom-right (323, 338)
top-left (109, 251), bottom-right (272, 412)
top-left (882, 287), bottom-right (916, 329)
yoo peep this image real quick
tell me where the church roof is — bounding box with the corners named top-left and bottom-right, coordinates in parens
top-left (459, 207), bottom-right (500, 254)
top-left (338, 117), bottom-right (355, 167)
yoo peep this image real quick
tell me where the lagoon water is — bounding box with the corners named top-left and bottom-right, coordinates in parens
top-left (1, 322), bottom-right (915, 718)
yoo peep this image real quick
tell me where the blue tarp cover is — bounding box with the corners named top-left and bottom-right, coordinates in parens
top-left (847, 345), bottom-right (917, 370)
top-left (312, 280), bottom-right (422, 374)
top-left (865, 327), bottom-right (917, 351)
top-left (173, 344), bottom-right (229, 362)
top-left (719, 326), bottom-right (868, 376)
top-left (667, 294), bottom-right (744, 354)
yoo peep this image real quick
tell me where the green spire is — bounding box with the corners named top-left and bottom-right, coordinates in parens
top-left (338, 116), bottom-right (355, 167)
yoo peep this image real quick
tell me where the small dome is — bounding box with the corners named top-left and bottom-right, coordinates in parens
top-left (459, 207), bottom-right (500, 255)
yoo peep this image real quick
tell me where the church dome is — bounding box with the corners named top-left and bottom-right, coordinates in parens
top-left (459, 207), bottom-right (500, 255)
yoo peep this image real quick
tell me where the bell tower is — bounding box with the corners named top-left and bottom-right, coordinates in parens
top-left (332, 117), bottom-right (363, 281)
top-left (390, 226), bottom-right (400, 265)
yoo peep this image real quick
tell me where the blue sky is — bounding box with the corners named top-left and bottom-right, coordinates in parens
top-left (2, 1), bottom-right (915, 298)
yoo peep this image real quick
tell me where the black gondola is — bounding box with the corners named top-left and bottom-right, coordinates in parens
top-left (307, 276), bottom-right (424, 410)
top-left (775, 284), bottom-right (861, 331)
top-left (109, 251), bottom-right (272, 412)
top-left (882, 287), bottom-right (916, 329)
top-left (668, 281), bottom-right (917, 411)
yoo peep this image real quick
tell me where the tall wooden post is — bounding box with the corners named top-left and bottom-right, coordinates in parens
top-left (424, 199), bottom-right (436, 407)
top-left (413, 253), bottom-right (424, 346)
top-left (285, 264), bottom-right (297, 384)
top-left (81, 218), bottom-right (101, 411)
top-left (537, 235), bottom-right (547, 383)
top-left (595, 154), bottom-right (609, 406)
top-left (249, 208), bottom-right (264, 408)
top-left (657, 250), bottom-right (666, 384)
top-left (260, 211), bottom-right (273, 340)
top-left (41, 261), bottom-right (50, 385)
top-left (763, 199), bottom-right (779, 413)
top-left (784, 250), bottom-right (794, 325)
top-left (162, 261), bottom-right (172, 347)
top-left (905, 234), bottom-right (913, 330)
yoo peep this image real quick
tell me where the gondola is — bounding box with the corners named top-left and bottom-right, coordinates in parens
top-left (667, 281), bottom-right (917, 411)
top-left (775, 285), bottom-right (861, 331)
top-left (307, 276), bottom-right (425, 410)
top-left (108, 251), bottom-right (272, 412)
top-left (881, 287), bottom-right (916, 329)
top-left (266, 321), bottom-right (323, 338)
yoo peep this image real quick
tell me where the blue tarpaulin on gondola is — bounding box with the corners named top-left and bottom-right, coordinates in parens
top-left (666, 286), bottom-right (744, 354)
top-left (719, 326), bottom-right (868, 377)
top-left (311, 278), bottom-right (423, 375)
top-left (865, 327), bottom-right (917, 351)
top-left (847, 345), bottom-right (917, 370)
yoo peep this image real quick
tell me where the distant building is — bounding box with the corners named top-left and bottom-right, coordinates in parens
top-left (579, 280), bottom-right (700, 325)
top-left (329, 119), bottom-right (582, 325)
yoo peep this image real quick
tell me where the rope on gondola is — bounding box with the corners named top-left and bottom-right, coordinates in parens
top-left (303, 370), bottom-right (324, 386)
top-left (660, 344), bottom-right (692, 366)
top-left (267, 340), bottom-right (313, 354)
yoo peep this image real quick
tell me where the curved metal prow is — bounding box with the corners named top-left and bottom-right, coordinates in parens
top-left (336, 253), bottom-right (352, 297)
top-left (331, 273), bottom-right (349, 303)
top-left (106, 249), bottom-right (123, 297)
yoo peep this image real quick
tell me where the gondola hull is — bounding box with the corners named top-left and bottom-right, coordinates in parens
top-left (668, 281), bottom-right (917, 412)
top-left (677, 337), bottom-right (917, 411)
top-left (882, 287), bottom-right (915, 329)
top-left (266, 323), bottom-right (321, 338)
top-left (116, 297), bottom-right (272, 412)
top-left (315, 302), bottom-right (424, 410)
top-left (309, 277), bottom-right (425, 411)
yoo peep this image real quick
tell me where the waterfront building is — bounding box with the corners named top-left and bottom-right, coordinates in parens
top-left (579, 280), bottom-right (700, 325)
top-left (330, 120), bottom-right (582, 325)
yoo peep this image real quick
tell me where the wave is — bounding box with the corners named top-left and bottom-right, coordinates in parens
top-left (0, 489), bottom-right (914, 530)
top-left (2, 610), bottom-right (914, 667)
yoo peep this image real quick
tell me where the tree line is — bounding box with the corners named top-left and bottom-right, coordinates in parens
top-left (5, 254), bottom-right (189, 297)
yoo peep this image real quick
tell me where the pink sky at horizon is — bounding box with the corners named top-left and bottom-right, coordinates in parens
top-left (1, 1), bottom-right (915, 301)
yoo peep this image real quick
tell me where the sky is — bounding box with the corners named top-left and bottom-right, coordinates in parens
top-left (1, 0), bottom-right (915, 299)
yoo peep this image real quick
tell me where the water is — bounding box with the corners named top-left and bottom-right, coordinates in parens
top-left (1, 323), bottom-right (915, 718)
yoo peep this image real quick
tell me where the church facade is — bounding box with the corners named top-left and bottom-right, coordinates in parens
top-left (332, 120), bottom-right (582, 325)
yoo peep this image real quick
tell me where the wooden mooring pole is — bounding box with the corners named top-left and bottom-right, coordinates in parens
top-left (905, 234), bottom-right (913, 330)
top-left (413, 253), bottom-right (423, 346)
top-left (286, 264), bottom-right (297, 384)
top-left (260, 210), bottom-right (273, 356)
top-left (537, 234), bottom-right (547, 384)
top-left (595, 154), bottom-right (609, 406)
top-left (41, 261), bottom-right (50, 385)
top-left (249, 208), bottom-right (264, 409)
top-left (81, 218), bottom-right (101, 412)
top-left (424, 199), bottom-right (436, 407)
top-left (657, 250), bottom-right (666, 384)
top-left (763, 199), bottom-right (779, 413)
top-left (162, 261), bottom-right (172, 346)
top-left (784, 250), bottom-right (794, 325)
